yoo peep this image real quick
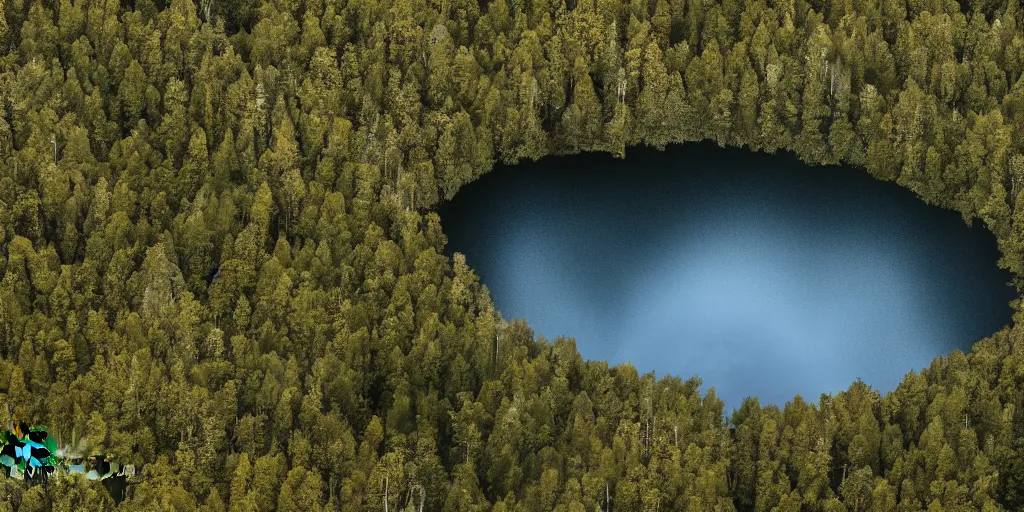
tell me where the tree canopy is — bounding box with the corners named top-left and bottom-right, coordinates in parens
top-left (1, 0), bottom-right (1024, 509)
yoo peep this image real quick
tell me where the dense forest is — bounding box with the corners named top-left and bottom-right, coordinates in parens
top-left (1, 0), bottom-right (1024, 508)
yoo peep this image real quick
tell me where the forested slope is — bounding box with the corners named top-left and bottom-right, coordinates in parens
top-left (1, 0), bottom-right (1024, 509)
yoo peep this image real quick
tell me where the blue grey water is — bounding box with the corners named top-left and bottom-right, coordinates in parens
top-left (436, 143), bottom-right (1017, 410)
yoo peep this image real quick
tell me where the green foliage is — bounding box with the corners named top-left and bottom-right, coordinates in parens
top-left (1, 0), bottom-right (1024, 509)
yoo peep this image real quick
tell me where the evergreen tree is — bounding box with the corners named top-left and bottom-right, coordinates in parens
top-left (0, 0), bottom-right (1023, 509)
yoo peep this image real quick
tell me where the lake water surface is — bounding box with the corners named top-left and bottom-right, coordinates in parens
top-left (436, 143), bottom-right (1016, 409)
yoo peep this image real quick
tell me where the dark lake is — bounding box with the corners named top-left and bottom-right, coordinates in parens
top-left (436, 142), bottom-right (1017, 409)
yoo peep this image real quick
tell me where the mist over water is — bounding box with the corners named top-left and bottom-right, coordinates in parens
top-left (436, 142), bottom-right (1017, 410)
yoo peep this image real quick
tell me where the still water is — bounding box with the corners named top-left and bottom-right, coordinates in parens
top-left (437, 143), bottom-right (1016, 409)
